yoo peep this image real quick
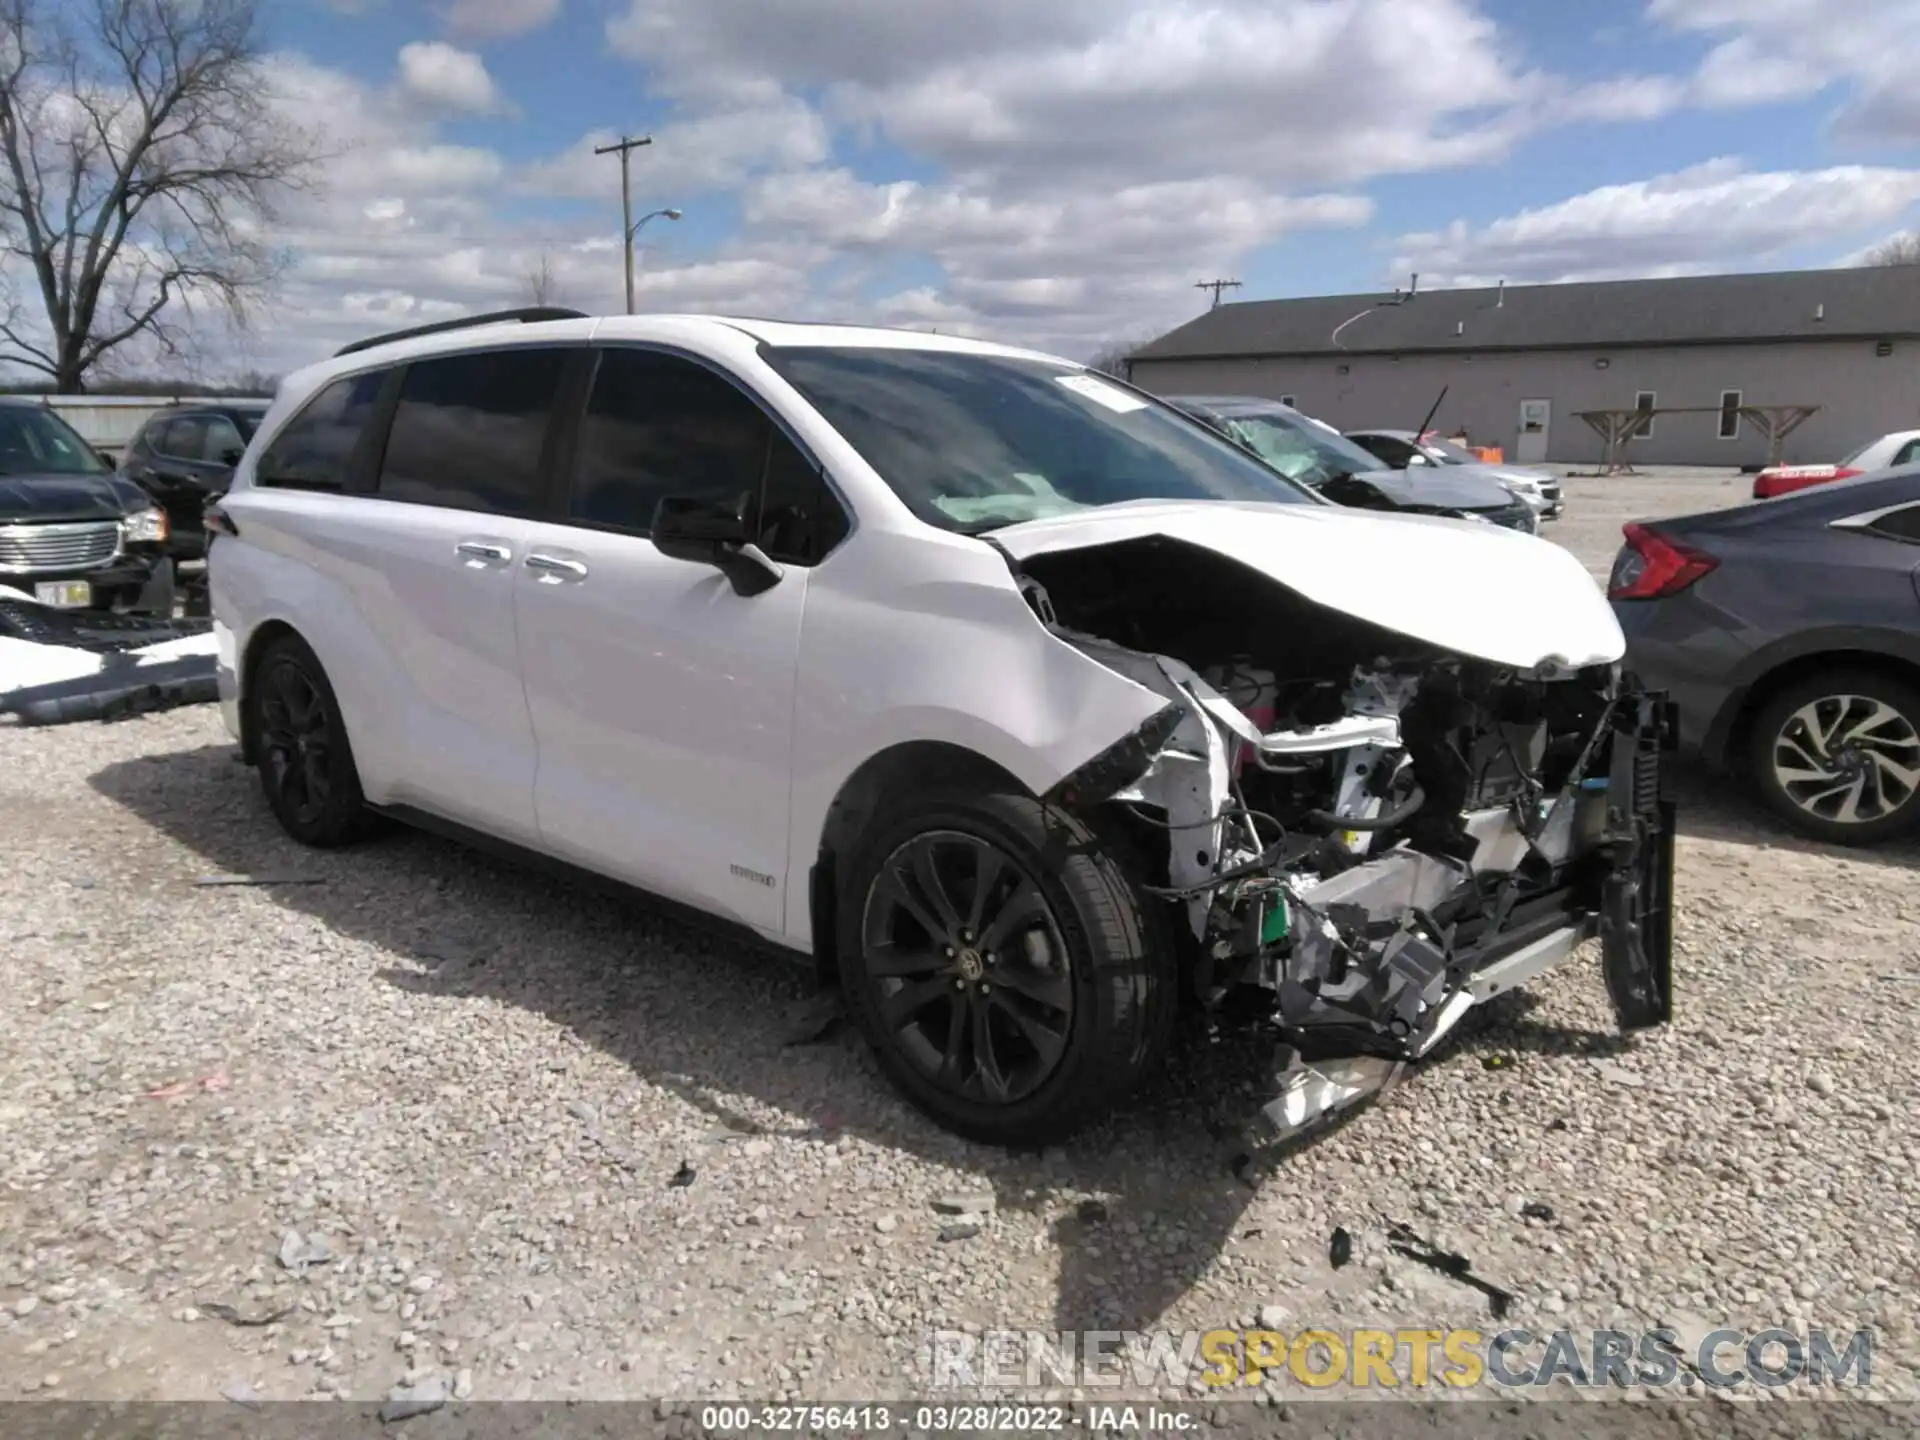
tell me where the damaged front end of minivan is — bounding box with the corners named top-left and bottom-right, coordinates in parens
top-left (1000, 516), bottom-right (1676, 1140)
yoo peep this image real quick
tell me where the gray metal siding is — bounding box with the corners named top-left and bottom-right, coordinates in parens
top-left (1129, 339), bottom-right (1920, 467)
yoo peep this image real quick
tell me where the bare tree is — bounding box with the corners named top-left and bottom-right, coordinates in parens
top-left (524, 251), bottom-right (565, 308)
top-left (1086, 339), bottom-right (1139, 380)
top-left (1861, 232), bottom-right (1920, 267)
top-left (0, 0), bottom-right (320, 392)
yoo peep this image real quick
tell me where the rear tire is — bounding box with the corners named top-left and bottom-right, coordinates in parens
top-left (837, 788), bottom-right (1175, 1146)
top-left (1748, 668), bottom-right (1920, 846)
top-left (248, 634), bottom-right (385, 848)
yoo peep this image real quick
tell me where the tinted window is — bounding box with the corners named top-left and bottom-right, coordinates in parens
top-left (763, 348), bottom-right (1317, 534)
top-left (1870, 504), bottom-right (1920, 543)
top-left (1354, 433), bottom-right (1418, 467)
top-left (758, 426), bottom-right (849, 564)
top-left (377, 348), bottom-right (566, 516)
top-left (257, 371), bottom-right (389, 491)
top-left (1892, 440), bottom-right (1920, 468)
top-left (202, 415), bottom-right (247, 462)
top-left (160, 416), bottom-right (208, 459)
top-left (571, 348), bottom-right (847, 564)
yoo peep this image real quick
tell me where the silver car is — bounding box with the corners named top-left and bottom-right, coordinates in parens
top-left (1348, 428), bottom-right (1564, 521)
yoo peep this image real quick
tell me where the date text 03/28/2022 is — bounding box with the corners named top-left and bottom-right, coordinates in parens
top-left (698, 1404), bottom-right (1100, 1433)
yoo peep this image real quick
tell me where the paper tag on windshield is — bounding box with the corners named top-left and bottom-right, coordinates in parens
top-left (1055, 373), bottom-right (1148, 413)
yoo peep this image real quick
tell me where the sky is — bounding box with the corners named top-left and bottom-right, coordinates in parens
top-left (55, 0), bottom-right (1920, 375)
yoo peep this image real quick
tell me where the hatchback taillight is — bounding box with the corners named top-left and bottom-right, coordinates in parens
top-left (1608, 522), bottom-right (1718, 600)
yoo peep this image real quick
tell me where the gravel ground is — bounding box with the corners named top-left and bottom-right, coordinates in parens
top-left (2, 483), bottom-right (1916, 1412)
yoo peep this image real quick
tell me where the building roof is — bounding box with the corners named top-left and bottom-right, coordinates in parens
top-left (1130, 266), bottom-right (1920, 363)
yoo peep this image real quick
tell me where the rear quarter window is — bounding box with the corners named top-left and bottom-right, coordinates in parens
top-left (1868, 504), bottom-right (1920, 544)
top-left (255, 370), bottom-right (390, 492)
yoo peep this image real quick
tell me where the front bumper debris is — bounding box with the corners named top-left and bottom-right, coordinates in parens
top-left (1247, 681), bottom-right (1677, 1141)
top-left (0, 593), bottom-right (218, 725)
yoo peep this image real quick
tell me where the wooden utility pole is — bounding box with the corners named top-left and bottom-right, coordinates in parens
top-left (593, 134), bottom-right (654, 314)
top-left (1195, 278), bottom-right (1242, 308)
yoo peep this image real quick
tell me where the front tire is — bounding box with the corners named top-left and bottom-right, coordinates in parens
top-left (248, 634), bottom-right (384, 848)
top-left (837, 787), bottom-right (1175, 1147)
top-left (1749, 668), bottom-right (1920, 846)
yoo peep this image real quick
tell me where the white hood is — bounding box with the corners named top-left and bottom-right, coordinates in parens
top-left (992, 500), bottom-right (1624, 671)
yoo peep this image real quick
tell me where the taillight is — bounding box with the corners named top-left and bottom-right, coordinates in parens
top-left (1608, 522), bottom-right (1718, 600)
top-left (1753, 466), bottom-right (1858, 499)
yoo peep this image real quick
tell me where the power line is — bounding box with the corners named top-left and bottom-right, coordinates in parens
top-left (593, 134), bottom-right (653, 314)
top-left (1195, 278), bottom-right (1242, 308)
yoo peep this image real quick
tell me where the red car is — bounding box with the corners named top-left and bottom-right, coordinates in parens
top-left (1752, 429), bottom-right (1920, 499)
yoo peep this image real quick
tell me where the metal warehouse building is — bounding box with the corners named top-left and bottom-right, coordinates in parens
top-left (1126, 266), bottom-right (1920, 468)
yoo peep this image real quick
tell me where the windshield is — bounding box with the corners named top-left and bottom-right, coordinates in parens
top-left (0, 405), bottom-right (109, 475)
top-left (1209, 408), bottom-right (1386, 488)
top-left (760, 348), bottom-right (1319, 532)
top-left (1838, 438), bottom-right (1878, 468)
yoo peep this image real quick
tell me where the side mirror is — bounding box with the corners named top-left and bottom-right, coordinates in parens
top-left (650, 492), bottom-right (783, 597)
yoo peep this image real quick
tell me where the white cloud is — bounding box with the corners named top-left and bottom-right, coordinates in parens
top-left (133, 0), bottom-right (1920, 381)
top-left (517, 100), bottom-right (831, 204)
top-left (396, 41), bottom-right (505, 116)
top-left (438, 0), bottom-right (562, 41)
top-left (610, 0), bottom-right (1545, 193)
top-left (1648, 0), bottom-right (1920, 140)
top-left (1391, 160), bottom-right (1920, 287)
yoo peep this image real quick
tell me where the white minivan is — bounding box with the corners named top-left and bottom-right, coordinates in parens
top-left (209, 308), bottom-right (1676, 1145)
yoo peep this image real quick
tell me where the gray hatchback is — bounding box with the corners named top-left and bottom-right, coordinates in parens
top-left (1609, 468), bottom-right (1920, 845)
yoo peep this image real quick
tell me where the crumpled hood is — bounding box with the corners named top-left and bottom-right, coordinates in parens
top-left (1331, 466), bottom-right (1516, 512)
top-left (0, 472), bottom-right (149, 522)
top-left (992, 499), bottom-right (1625, 671)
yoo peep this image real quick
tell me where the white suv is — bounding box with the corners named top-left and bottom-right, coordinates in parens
top-left (210, 309), bottom-right (1676, 1145)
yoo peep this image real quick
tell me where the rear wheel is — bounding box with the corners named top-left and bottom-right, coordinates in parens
top-left (1749, 668), bottom-right (1920, 845)
top-left (249, 634), bottom-right (384, 847)
top-left (837, 788), bottom-right (1174, 1146)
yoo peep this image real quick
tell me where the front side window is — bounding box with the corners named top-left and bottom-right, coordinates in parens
top-left (762, 348), bottom-right (1318, 533)
top-left (257, 370), bottom-right (389, 491)
top-left (377, 347), bottom-right (567, 516)
top-left (0, 405), bottom-right (108, 475)
top-left (1353, 433), bottom-right (1419, 468)
top-left (570, 348), bottom-right (847, 564)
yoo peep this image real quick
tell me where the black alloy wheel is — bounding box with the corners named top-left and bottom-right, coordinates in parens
top-left (249, 635), bottom-right (382, 847)
top-left (860, 829), bottom-right (1075, 1106)
top-left (838, 788), bottom-right (1174, 1146)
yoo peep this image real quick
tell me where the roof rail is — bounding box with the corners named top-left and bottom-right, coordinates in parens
top-left (333, 307), bottom-right (589, 359)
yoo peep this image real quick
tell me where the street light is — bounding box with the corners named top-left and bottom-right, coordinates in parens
top-left (624, 207), bottom-right (682, 312)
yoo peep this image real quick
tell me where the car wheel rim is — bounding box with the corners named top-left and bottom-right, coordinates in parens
top-left (859, 829), bottom-right (1074, 1106)
top-left (259, 661), bottom-right (334, 825)
top-left (1771, 693), bottom-right (1920, 825)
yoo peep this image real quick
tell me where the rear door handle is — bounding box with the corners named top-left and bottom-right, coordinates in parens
top-left (456, 540), bottom-right (512, 564)
top-left (526, 552), bottom-right (588, 582)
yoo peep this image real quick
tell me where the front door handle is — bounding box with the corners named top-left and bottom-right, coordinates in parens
top-left (526, 552), bottom-right (588, 582)
top-left (456, 540), bottom-right (512, 564)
